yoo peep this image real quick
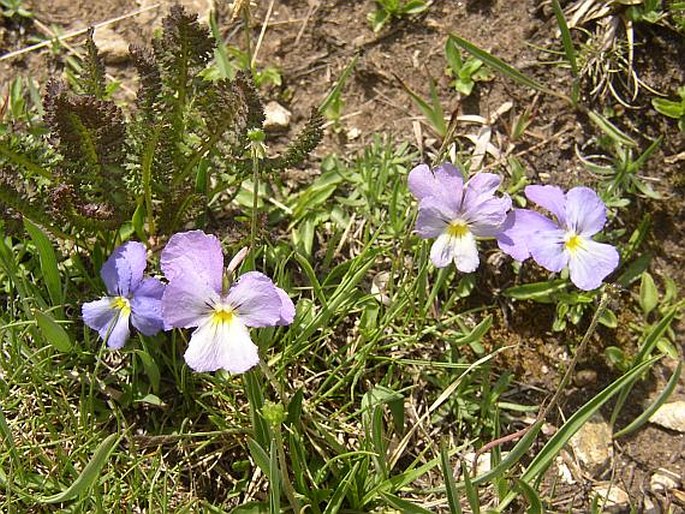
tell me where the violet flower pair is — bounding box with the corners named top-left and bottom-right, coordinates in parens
top-left (82, 231), bottom-right (294, 374)
top-left (409, 163), bottom-right (619, 291)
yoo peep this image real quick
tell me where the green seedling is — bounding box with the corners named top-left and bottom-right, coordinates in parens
top-left (368, 0), bottom-right (429, 33)
top-left (0, 0), bottom-right (32, 19)
top-left (445, 36), bottom-right (492, 96)
top-left (652, 86), bottom-right (685, 131)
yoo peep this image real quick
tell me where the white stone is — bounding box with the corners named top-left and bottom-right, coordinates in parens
top-left (592, 484), bottom-right (630, 513)
top-left (649, 400), bottom-right (685, 433)
top-left (263, 101), bottom-right (292, 131)
top-left (650, 468), bottom-right (680, 492)
top-left (568, 413), bottom-right (613, 476)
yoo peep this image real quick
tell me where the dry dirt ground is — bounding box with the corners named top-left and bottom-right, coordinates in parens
top-left (1, 0), bottom-right (684, 512)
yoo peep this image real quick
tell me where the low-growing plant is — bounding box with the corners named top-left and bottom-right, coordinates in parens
top-left (0, 6), bottom-right (322, 243)
top-left (445, 35), bottom-right (492, 96)
top-left (652, 85), bottom-right (685, 131)
top-left (367, 0), bottom-right (430, 33)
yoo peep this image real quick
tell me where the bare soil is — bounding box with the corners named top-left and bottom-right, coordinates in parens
top-left (2, 0), bottom-right (684, 512)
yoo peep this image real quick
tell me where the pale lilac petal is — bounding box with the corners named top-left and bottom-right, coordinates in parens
top-left (408, 162), bottom-right (464, 201)
top-left (275, 287), bottom-right (295, 326)
top-left (461, 173), bottom-right (503, 210)
top-left (82, 297), bottom-right (117, 334)
top-left (497, 209), bottom-right (559, 261)
top-left (567, 238), bottom-right (619, 290)
top-left (184, 316), bottom-right (259, 373)
top-left (527, 226), bottom-right (568, 273)
top-left (103, 311), bottom-right (131, 350)
top-left (130, 295), bottom-right (164, 336)
top-left (415, 196), bottom-right (453, 238)
top-left (161, 230), bottom-right (224, 293)
top-left (525, 185), bottom-right (567, 225)
top-left (226, 271), bottom-right (282, 327)
top-left (82, 298), bottom-right (131, 349)
top-left (565, 187), bottom-right (607, 236)
top-left (100, 241), bottom-right (147, 296)
top-left (464, 195), bottom-right (512, 237)
top-left (133, 277), bottom-right (165, 299)
top-left (430, 232), bottom-right (479, 272)
top-left (162, 271), bottom-right (218, 329)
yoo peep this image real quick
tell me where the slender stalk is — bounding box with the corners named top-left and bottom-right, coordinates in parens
top-left (250, 144), bottom-right (260, 249)
top-left (273, 425), bottom-right (301, 513)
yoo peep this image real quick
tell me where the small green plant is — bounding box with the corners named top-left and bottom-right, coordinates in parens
top-left (0, 0), bottom-right (32, 20)
top-left (445, 36), bottom-right (492, 96)
top-left (367, 0), bottom-right (429, 33)
top-left (0, 6), bottom-right (322, 241)
top-left (652, 86), bottom-right (685, 131)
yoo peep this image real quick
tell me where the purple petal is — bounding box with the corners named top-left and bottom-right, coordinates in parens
top-left (527, 226), bottom-right (569, 273)
top-left (408, 162), bottom-right (464, 201)
top-left (525, 185), bottom-right (567, 226)
top-left (462, 173), bottom-right (503, 208)
top-left (227, 271), bottom-right (282, 328)
top-left (130, 295), bottom-right (164, 336)
top-left (497, 209), bottom-right (558, 262)
top-left (275, 287), bottom-right (295, 326)
top-left (82, 297), bottom-right (130, 349)
top-left (161, 230), bottom-right (224, 293)
top-left (100, 241), bottom-right (147, 296)
top-left (184, 317), bottom-right (259, 373)
top-left (565, 187), bottom-right (607, 236)
top-left (162, 271), bottom-right (218, 329)
top-left (415, 196), bottom-right (453, 238)
top-left (567, 238), bottom-right (619, 290)
top-left (463, 195), bottom-right (512, 237)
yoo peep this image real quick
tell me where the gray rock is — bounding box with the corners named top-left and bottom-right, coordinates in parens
top-left (263, 101), bottom-right (292, 132)
top-left (93, 27), bottom-right (129, 64)
top-left (592, 483), bottom-right (630, 513)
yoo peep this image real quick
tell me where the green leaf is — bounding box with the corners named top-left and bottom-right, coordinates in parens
top-left (461, 460), bottom-right (480, 514)
top-left (39, 432), bottom-right (120, 504)
top-left (451, 315), bottom-right (492, 347)
top-left (24, 218), bottom-right (63, 312)
top-left (503, 279), bottom-right (567, 302)
top-left (380, 491), bottom-right (433, 514)
top-left (135, 349), bottom-right (161, 393)
top-left (652, 97), bottom-right (684, 119)
top-left (403, 0), bottom-right (429, 14)
top-left (639, 272), bottom-right (659, 315)
top-left (587, 110), bottom-right (637, 147)
top-left (323, 461), bottom-right (360, 514)
top-left (598, 308), bottom-right (618, 328)
top-left (440, 443), bottom-right (462, 514)
top-left (247, 438), bottom-right (272, 481)
top-left (513, 479), bottom-right (543, 514)
top-left (34, 310), bottom-right (72, 352)
top-left (551, 0), bottom-right (578, 76)
top-left (614, 360), bottom-right (681, 438)
top-left (448, 34), bottom-right (562, 99)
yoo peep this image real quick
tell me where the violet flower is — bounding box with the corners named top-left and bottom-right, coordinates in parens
top-left (160, 230), bottom-right (295, 374)
top-left (496, 185), bottom-right (619, 290)
top-left (408, 162), bottom-right (512, 272)
top-left (82, 241), bottom-right (165, 349)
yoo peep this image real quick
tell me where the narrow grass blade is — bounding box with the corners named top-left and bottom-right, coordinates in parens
top-left (448, 34), bottom-right (562, 99)
top-left (244, 371), bottom-right (270, 449)
top-left (34, 310), bottom-right (72, 352)
top-left (0, 408), bottom-right (24, 482)
top-left (24, 218), bottom-right (63, 313)
top-left (586, 110), bottom-right (637, 147)
top-left (551, 0), bottom-right (578, 76)
top-left (322, 461), bottom-right (360, 514)
top-left (380, 492), bottom-right (433, 514)
top-left (461, 461), bottom-right (480, 514)
top-left (319, 55), bottom-right (358, 114)
top-left (294, 252), bottom-right (328, 310)
top-left (614, 360), bottom-right (681, 438)
top-left (247, 438), bottom-right (271, 480)
top-left (440, 443), bottom-right (462, 514)
top-left (513, 479), bottom-right (543, 514)
top-left (39, 432), bottom-right (120, 504)
top-left (268, 440), bottom-right (281, 514)
top-left (495, 356), bottom-right (660, 512)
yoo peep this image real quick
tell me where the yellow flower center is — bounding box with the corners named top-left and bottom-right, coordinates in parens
top-left (564, 233), bottom-right (584, 253)
top-left (446, 221), bottom-right (470, 238)
top-left (111, 296), bottom-right (131, 315)
top-left (211, 305), bottom-right (235, 325)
